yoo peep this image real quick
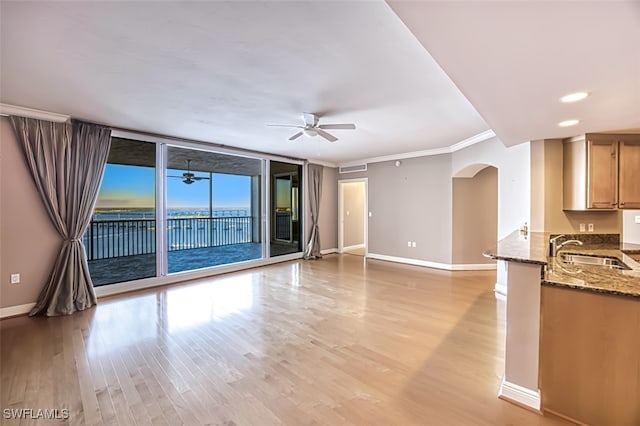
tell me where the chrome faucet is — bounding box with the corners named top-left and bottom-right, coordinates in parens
top-left (549, 234), bottom-right (584, 257)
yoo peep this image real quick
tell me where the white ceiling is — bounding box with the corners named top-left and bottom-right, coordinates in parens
top-left (0, 1), bottom-right (489, 165)
top-left (388, 1), bottom-right (640, 146)
top-left (5, 2), bottom-right (637, 164)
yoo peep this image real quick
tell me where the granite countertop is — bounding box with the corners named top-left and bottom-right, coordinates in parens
top-left (484, 231), bottom-right (640, 298)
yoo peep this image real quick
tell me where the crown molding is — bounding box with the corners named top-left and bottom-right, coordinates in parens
top-left (0, 103), bottom-right (70, 122)
top-left (449, 129), bottom-right (496, 152)
top-left (338, 129), bottom-right (496, 168)
top-left (307, 159), bottom-right (339, 168)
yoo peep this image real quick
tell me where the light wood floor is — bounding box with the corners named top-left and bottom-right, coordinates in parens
top-left (1, 255), bottom-right (570, 425)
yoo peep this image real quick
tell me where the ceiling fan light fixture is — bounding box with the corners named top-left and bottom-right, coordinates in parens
top-left (303, 128), bottom-right (318, 137)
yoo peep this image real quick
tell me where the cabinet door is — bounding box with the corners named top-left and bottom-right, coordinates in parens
top-left (587, 136), bottom-right (618, 209)
top-left (618, 136), bottom-right (640, 209)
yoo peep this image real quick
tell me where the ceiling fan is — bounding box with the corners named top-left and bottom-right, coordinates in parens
top-left (168, 160), bottom-right (210, 185)
top-left (267, 113), bottom-right (356, 142)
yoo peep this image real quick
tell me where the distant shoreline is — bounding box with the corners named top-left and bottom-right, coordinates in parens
top-left (92, 207), bottom-right (251, 219)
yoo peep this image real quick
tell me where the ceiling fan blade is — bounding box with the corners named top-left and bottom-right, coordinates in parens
top-left (192, 176), bottom-right (210, 180)
top-left (303, 113), bottom-right (318, 127)
top-left (266, 124), bottom-right (304, 128)
top-left (289, 131), bottom-right (304, 141)
top-left (168, 175), bottom-right (183, 178)
top-left (318, 123), bottom-right (356, 130)
top-left (317, 129), bottom-right (338, 142)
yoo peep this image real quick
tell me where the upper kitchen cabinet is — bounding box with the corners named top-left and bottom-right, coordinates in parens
top-left (563, 133), bottom-right (640, 210)
top-left (618, 136), bottom-right (640, 209)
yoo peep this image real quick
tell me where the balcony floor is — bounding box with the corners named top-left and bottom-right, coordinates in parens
top-left (88, 241), bottom-right (300, 286)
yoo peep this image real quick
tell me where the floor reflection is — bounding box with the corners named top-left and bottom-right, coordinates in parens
top-left (86, 293), bottom-right (160, 357)
top-left (164, 274), bottom-right (254, 333)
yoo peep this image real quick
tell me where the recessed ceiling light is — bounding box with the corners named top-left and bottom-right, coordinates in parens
top-left (560, 92), bottom-right (589, 103)
top-left (558, 119), bottom-right (580, 127)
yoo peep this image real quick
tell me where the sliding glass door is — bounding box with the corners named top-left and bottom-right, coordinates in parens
top-left (84, 138), bottom-right (302, 287)
top-left (270, 161), bottom-right (302, 257)
top-left (85, 138), bottom-right (156, 286)
top-left (166, 147), bottom-right (262, 273)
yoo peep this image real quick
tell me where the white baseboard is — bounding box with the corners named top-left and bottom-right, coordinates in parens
top-left (498, 378), bottom-right (541, 411)
top-left (367, 253), bottom-right (452, 270)
top-left (320, 248), bottom-right (338, 255)
top-left (0, 303), bottom-right (35, 319)
top-left (450, 263), bottom-right (497, 271)
top-left (342, 244), bottom-right (365, 252)
top-left (367, 253), bottom-right (497, 271)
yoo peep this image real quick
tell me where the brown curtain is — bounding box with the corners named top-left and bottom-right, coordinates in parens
top-left (304, 164), bottom-right (323, 259)
top-left (10, 117), bottom-right (112, 316)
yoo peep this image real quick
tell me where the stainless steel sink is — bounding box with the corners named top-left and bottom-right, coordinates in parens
top-left (559, 253), bottom-right (630, 270)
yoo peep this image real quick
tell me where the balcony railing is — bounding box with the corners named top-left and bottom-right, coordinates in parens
top-left (83, 216), bottom-right (253, 261)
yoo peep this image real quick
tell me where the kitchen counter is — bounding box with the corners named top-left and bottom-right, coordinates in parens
top-left (486, 231), bottom-right (640, 423)
top-left (484, 231), bottom-right (640, 298)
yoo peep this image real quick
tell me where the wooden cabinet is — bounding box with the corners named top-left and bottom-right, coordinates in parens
top-left (540, 285), bottom-right (640, 425)
top-left (619, 136), bottom-right (640, 209)
top-left (563, 133), bottom-right (640, 210)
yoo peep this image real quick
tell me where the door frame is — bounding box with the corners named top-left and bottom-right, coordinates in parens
top-left (273, 172), bottom-right (294, 243)
top-left (338, 178), bottom-right (368, 255)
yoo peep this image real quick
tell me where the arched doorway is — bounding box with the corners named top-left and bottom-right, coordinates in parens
top-left (451, 165), bottom-right (498, 268)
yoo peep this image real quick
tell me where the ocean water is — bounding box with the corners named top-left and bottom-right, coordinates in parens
top-left (92, 207), bottom-right (250, 220)
top-left (84, 208), bottom-right (253, 260)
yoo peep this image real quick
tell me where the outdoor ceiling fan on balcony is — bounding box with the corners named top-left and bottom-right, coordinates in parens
top-left (266, 113), bottom-right (356, 142)
top-left (168, 160), bottom-right (210, 185)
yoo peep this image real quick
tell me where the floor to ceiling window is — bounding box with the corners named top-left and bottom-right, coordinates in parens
top-left (270, 161), bottom-right (302, 257)
top-left (84, 138), bottom-right (157, 286)
top-left (84, 137), bottom-right (302, 287)
top-left (166, 147), bottom-right (262, 274)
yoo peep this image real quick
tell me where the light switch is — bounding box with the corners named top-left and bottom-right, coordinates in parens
top-left (407, 241), bottom-right (411, 247)
top-left (412, 241), bottom-right (416, 248)
top-left (635, 215), bottom-right (640, 224)
top-left (369, 212), bottom-right (372, 217)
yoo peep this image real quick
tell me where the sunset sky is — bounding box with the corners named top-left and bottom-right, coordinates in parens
top-left (96, 164), bottom-right (251, 210)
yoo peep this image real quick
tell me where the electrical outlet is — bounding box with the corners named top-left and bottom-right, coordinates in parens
top-left (579, 223), bottom-right (586, 232)
top-left (10, 273), bottom-right (20, 285)
top-left (588, 223), bottom-right (594, 232)
top-left (412, 241), bottom-right (416, 248)
top-left (407, 241), bottom-right (411, 247)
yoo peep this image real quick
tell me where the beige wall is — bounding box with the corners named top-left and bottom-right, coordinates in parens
top-left (622, 210), bottom-right (640, 244)
top-left (531, 139), bottom-right (620, 234)
top-left (342, 182), bottom-right (365, 248)
top-left (452, 137), bottom-right (531, 239)
top-left (529, 140), bottom-right (546, 232)
top-left (314, 166), bottom-right (338, 251)
top-left (338, 137), bottom-right (530, 267)
top-left (452, 166), bottom-right (498, 264)
top-left (0, 117), bottom-right (60, 309)
top-left (365, 155), bottom-right (453, 264)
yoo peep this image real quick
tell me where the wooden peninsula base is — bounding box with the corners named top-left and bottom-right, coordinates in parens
top-left (540, 285), bottom-right (640, 425)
